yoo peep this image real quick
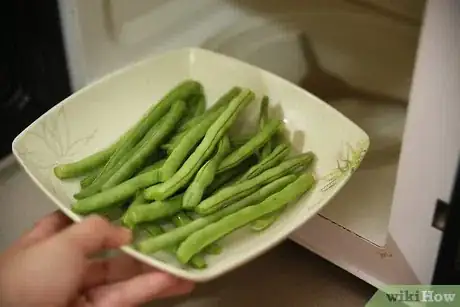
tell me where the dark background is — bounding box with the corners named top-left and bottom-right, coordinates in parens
top-left (0, 0), bottom-right (71, 159)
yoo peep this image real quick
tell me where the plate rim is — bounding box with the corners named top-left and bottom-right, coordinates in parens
top-left (11, 47), bottom-right (370, 282)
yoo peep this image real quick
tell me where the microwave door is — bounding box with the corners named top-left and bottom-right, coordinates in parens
top-left (388, 0), bottom-right (460, 285)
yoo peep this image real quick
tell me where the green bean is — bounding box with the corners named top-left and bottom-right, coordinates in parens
top-left (142, 225), bottom-right (207, 269)
top-left (247, 145), bottom-right (290, 229)
top-left (182, 250), bottom-right (207, 269)
top-left (176, 173), bottom-right (315, 263)
top-left (202, 240), bottom-right (222, 255)
top-left (122, 194), bottom-right (184, 228)
top-left (132, 191), bottom-right (147, 206)
top-left (162, 94), bottom-right (206, 153)
top-left (78, 123), bottom-right (171, 200)
top-left (186, 255), bottom-right (208, 270)
top-left (182, 136), bottom-right (231, 209)
top-left (161, 132), bottom-right (186, 154)
top-left (162, 109), bottom-right (213, 154)
top-left (80, 168), bottom-right (100, 189)
top-left (132, 195), bottom-right (166, 241)
top-left (179, 87), bottom-right (242, 133)
top-left (155, 223), bottom-right (206, 269)
top-left (209, 87), bottom-right (243, 112)
top-left (258, 96), bottom-right (272, 159)
top-left (93, 206), bottom-right (125, 221)
top-left (258, 96), bottom-right (270, 129)
top-left (54, 81), bottom-right (200, 180)
top-left (161, 130), bottom-right (187, 154)
top-left (217, 119), bottom-right (282, 173)
top-left (215, 144), bottom-right (284, 191)
top-left (142, 223), bottom-right (164, 237)
top-left (138, 175), bottom-right (296, 254)
top-left (182, 251), bottom-right (207, 269)
top-left (163, 88), bottom-right (241, 154)
top-left (138, 151), bottom-right (163, 172)
top-left (229, 134), bottom-right (254, 148)
top-left (192, 94), bottom-right (206, 117)
top-left (138, 158), bottom-right (166, 175)
top-left (75, 81), bottom-right (201, 194)
top-left (163, 87), bottom-right (242, 161)
top-left (196, 152), bottom-right (314, 215)
top-left (250, 210), bottom-right (283, 231)
top-left (144, 89), bottom-right (255, 201)
top-left (72, 167), bottom-right (163, 215)
top-left (184, 95), bottom-right (201, 120)
top-left (160, 143), bottom-right (174, 154)
top-left (171, 212), bottom-right (190, 227)
top-left (176, 94), bottom-right (205, 129)
top-left (122, 192), bottom-right (150, 229)
top-left (74, 133), bottom-right (147, 199)
top-left (159, 106), bottom-right (226, 181)
top-left (138, 214), bottom-right (207, 269)
top-left (172, 212), bottom-right (222, 255)
top-left (123, 193), bottom-right (150, 232)
top-left (204, 156), bottom-right (257, 196)
top-left (54, 137), bottom-right (125, 180)
top-left (74, 113), bottom-right (167, 199)
top-left (204, 170), bottom-right (240, 196)
top-left (80, 159), bottom-right (165, 217)
top-left (86, 196), bottom-right (130, 222)
top-left (173, 95), bottom-right (198, 132)
top-left (160, 131), bottom-right (187, 154)
top-left (237, 143), bottom-right (290, 182)
top-left (103, 101), bottom-right (186, 189)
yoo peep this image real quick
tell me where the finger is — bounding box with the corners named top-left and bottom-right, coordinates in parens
top-left (72, 281), bottom-right (194, 307)
top-left (24, 211), bottom-right (73, 242)
top-left (54, 215), bottom-right (131, 256)
top-left (83, 254), bottom-right (149, 289)
top-left (6, 211), bottom-right (72, 254)
top-left (85, 272), bottom-right (194, 307)
top-left (151, 279), bottom-right (195, 299)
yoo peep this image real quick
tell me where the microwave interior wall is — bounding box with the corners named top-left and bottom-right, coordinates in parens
top-left (62, 0), bottom-right (425, 247)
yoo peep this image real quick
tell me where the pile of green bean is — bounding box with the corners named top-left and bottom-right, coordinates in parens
top-left (54, 80), bottom-right (316, 269)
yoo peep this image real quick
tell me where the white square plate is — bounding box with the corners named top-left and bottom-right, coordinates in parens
top-left (12, 48), bottom-right (369, 282)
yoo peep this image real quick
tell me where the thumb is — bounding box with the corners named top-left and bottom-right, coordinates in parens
top-left (53, 215), bottom-right (132, 256)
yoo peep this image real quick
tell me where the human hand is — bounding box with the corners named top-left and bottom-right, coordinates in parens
top-left (0, 211), bottom-right (194, 307)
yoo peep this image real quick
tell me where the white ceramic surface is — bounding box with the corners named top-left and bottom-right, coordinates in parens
top-left (12, 48), bottom-right (368, 282)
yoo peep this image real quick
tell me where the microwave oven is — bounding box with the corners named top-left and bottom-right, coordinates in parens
top-left (1, 0), bottom-right (458, 288)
